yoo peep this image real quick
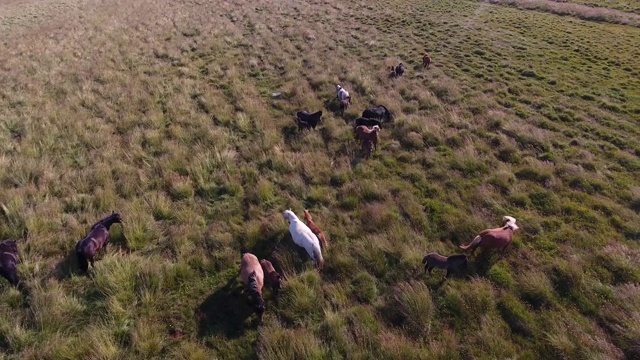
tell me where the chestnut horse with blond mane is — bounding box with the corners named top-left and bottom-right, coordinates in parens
top-left (303, 210), bottom-right (328, 250)
top-left (459, 216), bottom-right (519, 254)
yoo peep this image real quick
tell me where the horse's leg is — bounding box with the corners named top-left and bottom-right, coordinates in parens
top-left (445, 269), bottom-right (451, 279)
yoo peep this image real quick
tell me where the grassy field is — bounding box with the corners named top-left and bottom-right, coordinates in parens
top-left (1, 0), bottom-right (639, 358)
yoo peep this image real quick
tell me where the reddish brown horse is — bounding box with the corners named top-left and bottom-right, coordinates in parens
top-left (303, 210), bottom-right (328, 250)
top-left (0, 240), bottom-right (20, 286)
top-left (241, 253), bottom-right (266, 324)
top-left (259, 259), bottom-right (283, 295)
top-left (459, 216), bottom-right (519, 254)
top-left (75, 212), bottom-right (123, 272)
top-left (354, 125), bottom-right (381, 152)
top-left (422, 53), bottom-right (432, 68)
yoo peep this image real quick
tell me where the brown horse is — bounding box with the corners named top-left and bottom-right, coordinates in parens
top-left (303, 210), bottom-right (328, 251)
top-left (241, 253), bottom-right (266, 324)
top-left (459, 216), bottom-right (519, 254)
top-left (422, 53), bottom-right (432, 68)
top-left (422, 252), bottom-right (468, 279)
top-left (339, 97), bottom-right (351, 115)
top-left (354, 125), bottom-right (381, 152)
top-left (361, 139), bottom-right (374, 158)
top-left (75, 212), bottom-right (123, 272)
top-left (259, 259), bottom-right (283, 295)
top-left (0, 240), bottom-right (20, 286)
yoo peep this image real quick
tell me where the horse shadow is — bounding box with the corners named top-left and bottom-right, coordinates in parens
top-left (322, 98), bottom-right (343, 118)
top-left (468, 251), bottom-right (498, 277)
top-left (196, 275), bottom-right (256, 339)
top-left (54, 250), bottom-right (79, 281)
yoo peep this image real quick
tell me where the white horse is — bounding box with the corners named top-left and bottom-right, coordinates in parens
top-left (336, 84), bottom-right (350, 101)
top-left (282, 209), bottom-right (324, 269)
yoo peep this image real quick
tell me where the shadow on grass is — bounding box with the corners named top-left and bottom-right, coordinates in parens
top-left (196, 275), bottom-right (256, 339)
top-left (54, 250), bottom-right (79, 281)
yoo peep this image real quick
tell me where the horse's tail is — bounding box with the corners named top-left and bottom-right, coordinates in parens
top-left (313, 246), bottom-right (324, 270)
top-left (318, 232), bottom-right (328, 251)
top-left (76, 245), bottom-right (89, 272)
top-left (459, 235), bottom-right (482, 251)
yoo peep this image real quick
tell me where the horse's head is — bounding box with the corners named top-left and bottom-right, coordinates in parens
top-left (503, 216), bottom-right (518, 230)
top-left (111, 211), bottom-right (124, 224)
top-left (372, 125), bottom-right (381, 133)
top-left (282, 209), bottom-right (298, 223)
top-left (0, 240), bottom-right (17, 253)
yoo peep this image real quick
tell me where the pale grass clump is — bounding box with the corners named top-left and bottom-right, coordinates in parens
top-left (486, 0), bottom-right (640, 27)
top-left (258, 323), bottom-right (328, 360)
top-left (465, 315), bottom-right (518, 358)
top-left (387, 281), bottom-right (435, 338)
top-left (542, 309), bottom-right (624, 359)
top-left (30, 280), bottom-right (87, 333)
top-left (278, 270), bottom-right (324, 325)
top-left (131, 318), bottom-right (166, 358)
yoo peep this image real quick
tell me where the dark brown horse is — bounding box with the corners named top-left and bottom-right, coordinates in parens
top-left (0, 240), bottom-right (20, 286)
top-left (355, 117), bottom-right (382, 128)
top-left (459, 216), bottom-right (519, 254)
top-left (75, 212), bottom-right (123, 272)
top-left (394, 63), bottom-right (405, 77)
top-left (362, 105), bottom-right (393, 123)
top-left (296, 111), bottom-right (323, 130)
top-left (422, 252), bottom-right (468, 279)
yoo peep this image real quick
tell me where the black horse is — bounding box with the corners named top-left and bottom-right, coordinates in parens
top-left (362, 105), bottom-right (393, 123)
top-left (355, 117), bottom-right (382, 128)
top-left (76, 212), bottom-right (123, 272)
top-left (0, 240), bottom-right (20, 286)
top-left (295, 111), bottom-right (323, 130)
top-left (394, 63), bottom-right (405, 77)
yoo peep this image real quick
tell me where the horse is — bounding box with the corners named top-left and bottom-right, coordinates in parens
top-left (303, 210), bottom-right (328, 250)
top-left (282, 209), bottom-right (324, 270)
top-left (459, 216), bottom-right (519, 254)
top-left (422, 253), bottom-right (468, 279)
top-left (394, 63), bottom-right (405, 77)
top-left (295, 118), bottom-right (313, 131)
top-left (0, 240), bottom-right (20, 286)
top-left (75, 211), bottom-right (123, 272)
top-left (296, 111), bottom-right (323, 129)
top-left (361, 139), bottom-right (374, 159)
top-left (336, 84), bottom-right (350, 101)
top-left (259, 259), bottom-right (283, 295)
top-left (354, 117), bottom-right (382, 128)
top-left (240, 253), bottom-right (266, 324)
top-left (362, 105), bottom-right (393, 123)
top-left (339, 97), bottom-right (351, 116)
top-left (354, 125), bottom-right (381, 152)
top-left (422, 53), bottom-right (432, 68)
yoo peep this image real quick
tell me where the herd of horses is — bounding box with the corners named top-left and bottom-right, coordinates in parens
top-left (0, 51), bottom-right (524, 325)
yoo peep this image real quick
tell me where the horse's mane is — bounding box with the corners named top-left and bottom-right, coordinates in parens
top-left (311, 110), bottom-right (322, 117)
top-left (247, 272), bottom-right (260, 297)
top-left (0, 240), bottom-right (16, 252)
